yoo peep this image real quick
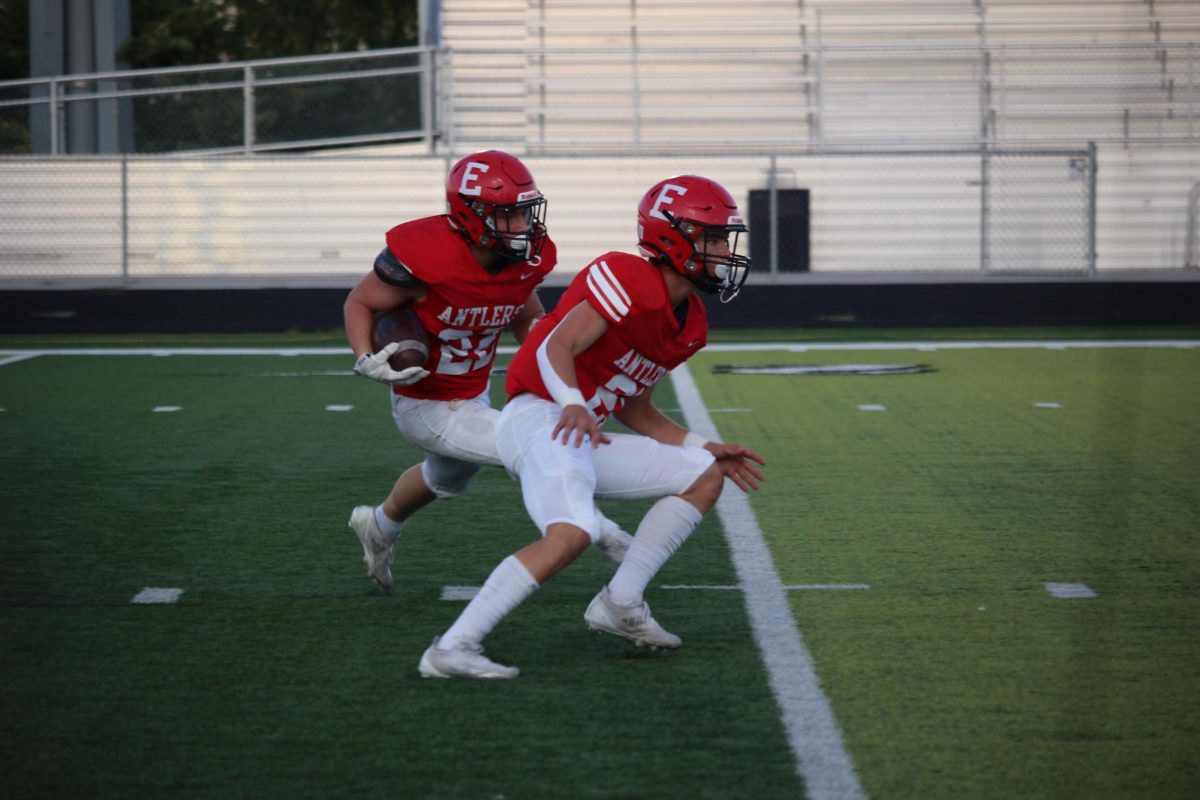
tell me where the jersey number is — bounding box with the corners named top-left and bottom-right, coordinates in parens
top-left (587, 372), bottom-right (641, 418)
top-left (435, 328), bottom-right (501, 375)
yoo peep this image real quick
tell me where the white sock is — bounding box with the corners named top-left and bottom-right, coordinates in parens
top-left (606, 496), bottom-right (703, 606)
top-left (440, 555), bottom-right (540, 649)
top-left (374, 505), bottom-right (404, 538)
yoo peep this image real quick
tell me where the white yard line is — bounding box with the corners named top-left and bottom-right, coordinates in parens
top-left (671, 363), bottom-right (866, 800)
top-left (660, 584), bottom-right (871, 591)
top-left (0, 347), bottom-right (350, 357)
top-left (131, 588), bottom-right (184, 604)
top-left (0, 352), bottom-right (40, 367)
top-left (702, 340), bottom-right (1199, 352)
top-left (1045, 583), bottom-right (1098, 599)
top-left (0, 339), bottom-right (1197, 363)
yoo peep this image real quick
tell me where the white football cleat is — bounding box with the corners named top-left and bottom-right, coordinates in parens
top-left (348, 505), bottom-right (396, 590)
top-left (418, 637), bottom-right (519, 679)
top-left (595, 522), bottom-right (633, 564)
top-left (584, 586), bottom-right (682, 649)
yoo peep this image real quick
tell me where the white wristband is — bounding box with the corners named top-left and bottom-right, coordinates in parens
top-left (554, 387), bottom-right (587, 408)
top-left (683, 431), bottom-right (710, 448)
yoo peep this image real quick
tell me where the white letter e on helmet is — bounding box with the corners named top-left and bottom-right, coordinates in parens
top-left (649, 183), bottom-right (687, 221)
top-left (459, 162), bottom-right (489, 196)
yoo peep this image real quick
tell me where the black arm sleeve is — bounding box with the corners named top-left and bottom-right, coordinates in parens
top-left (373, 247), bottom-right (426, 289)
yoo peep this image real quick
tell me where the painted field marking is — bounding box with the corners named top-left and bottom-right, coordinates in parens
top-left (661, 584), bottom-right (871, 591)
top-left (672, 362), bottom-right (866, 800)
top-left (705, 340), bottom-right (1199, 353)
top-left (1045, 582), bottom-right (1098, 599)
top-left (858, 404), bottom-right (887, 412)
top-left (0, 352), bottom-right (39, 367)
top-left (255, 371), bottom-right (354, 377)
top-left (436, 584), bottom-right (874, 597)
top-left (325, 404), bottom-right (354, 412)
top-left (151, 405), bottom-right (182, 413)
top-left (787, 584), bottom-right (871, 591)
top-left (132, 587), bottom-right (184, 604)
top-left (2, 339), bottom-right (1199, 363)
top-left (441, 586), bottom-right (480, 601)
top-left (1034, 401), bottom-right (1063, 409)
top-left (660, 584), bottom-right (741, 590)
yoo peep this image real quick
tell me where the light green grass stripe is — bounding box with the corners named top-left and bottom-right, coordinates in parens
top-left (672, 362), bottom-right (866, 800)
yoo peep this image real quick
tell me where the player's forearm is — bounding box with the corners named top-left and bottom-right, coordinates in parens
top-left (537, 330), bottom-right (585, 407)
top-left (343, 294), bottom-right (376, 356)
top-left (510, 293), bottom-right (546, 344)
top-left (510, 311), bottom-right (543, 344)
top-left (615, 401), bottom-right (684, 443)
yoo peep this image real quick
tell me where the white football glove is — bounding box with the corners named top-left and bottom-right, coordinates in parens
top-left (353, 344), bottom-right (430, 386)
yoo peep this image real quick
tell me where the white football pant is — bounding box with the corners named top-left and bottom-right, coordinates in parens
top-left (495, 393), bottom-right (714, 542)
top-left (390, 388), bottom-right (498, 497)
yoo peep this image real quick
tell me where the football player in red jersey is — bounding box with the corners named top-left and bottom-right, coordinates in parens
top-left (419, 175), bottom-right (766, 679)
top-left (343, 150), bottom-right (632, 591)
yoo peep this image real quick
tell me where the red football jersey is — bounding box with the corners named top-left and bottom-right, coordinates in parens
top-left (385, 215), bottom-right (555, 400)
top-left (506, 251), bottom-right (708, 422)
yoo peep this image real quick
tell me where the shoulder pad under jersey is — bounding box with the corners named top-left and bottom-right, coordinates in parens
top-left (373, 247), bottom-right (426, 289)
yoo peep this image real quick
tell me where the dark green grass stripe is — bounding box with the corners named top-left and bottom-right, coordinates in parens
top-left (0, 353), bottom-right (802, 799)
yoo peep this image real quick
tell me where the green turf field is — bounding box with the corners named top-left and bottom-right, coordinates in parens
top-left (1, 331), bottom-right (1198, 799)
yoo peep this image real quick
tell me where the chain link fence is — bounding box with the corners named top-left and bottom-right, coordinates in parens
top-left (985, 148), bottom-right (1095, 273)
top-left (0, 150), bottom-right (1103, 285)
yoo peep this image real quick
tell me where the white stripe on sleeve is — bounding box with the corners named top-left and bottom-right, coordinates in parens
top-left (595, 260), bottom-right (632, 308)
top-left (586, 271), bottom-right (621, 321)
top-left (586, 262), bottom-right (630, 321)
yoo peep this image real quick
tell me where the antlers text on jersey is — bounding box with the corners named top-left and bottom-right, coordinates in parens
top-left (613, 348), bottom-right (668, 387)
top-left (435, 303), bottom-right (521, 328)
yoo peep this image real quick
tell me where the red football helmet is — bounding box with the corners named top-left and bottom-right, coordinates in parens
top-left (637, 175), bottom-right (750, 302)
top-left (445, 150), bottom-right (548, 268)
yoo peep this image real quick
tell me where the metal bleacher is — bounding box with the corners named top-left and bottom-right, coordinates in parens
top-left (433, 0), bottom-right (1200, 276)
top-left (438, 0), bottom-right (1200, 152)
top-left (442, 0), bottom-right (814, 152)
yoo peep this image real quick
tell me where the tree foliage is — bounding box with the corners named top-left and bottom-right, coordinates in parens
top-left (0, 1), bottom-right (30, 80)
top-left (116, 0), bottom-right (422, 153)
top-left (0, 1), bottom-right (31, 151)
top-left (118, 0), bottom-right (418, 68)
top-left (1, 1), bottom-right (421, 154)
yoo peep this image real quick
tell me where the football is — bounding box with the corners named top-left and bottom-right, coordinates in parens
top-left (371, 306), bottom-right (430, 370)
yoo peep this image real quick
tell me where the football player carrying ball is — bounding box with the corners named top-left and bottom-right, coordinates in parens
top-left (343, 151), bottom-right (633, 592)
